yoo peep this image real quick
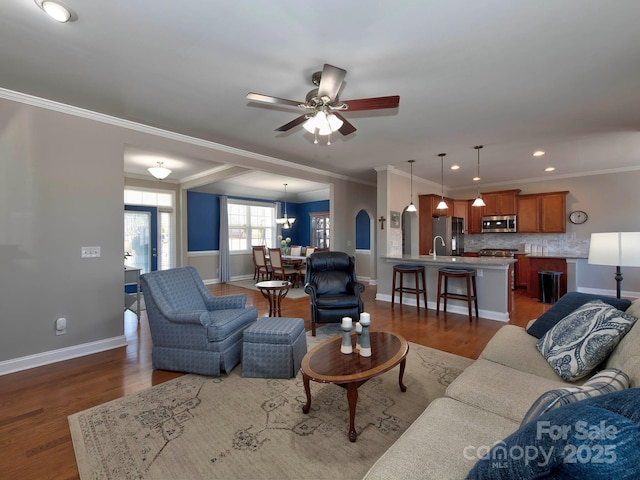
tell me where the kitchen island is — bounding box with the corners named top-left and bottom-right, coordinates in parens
top-left (378, 255), bottom-right (517, 322)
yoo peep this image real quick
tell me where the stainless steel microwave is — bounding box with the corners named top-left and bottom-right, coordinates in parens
top-left (482, 215), bottom-right (517, 233)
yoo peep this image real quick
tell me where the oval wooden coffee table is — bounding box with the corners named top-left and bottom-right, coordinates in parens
top-left (300, 331), bottom-right (409, 442)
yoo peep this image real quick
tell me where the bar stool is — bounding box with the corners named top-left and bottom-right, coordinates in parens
top-left (392, 264), bottom-right (427, 311)
top-left (436, 267), bottom-right (478, 322)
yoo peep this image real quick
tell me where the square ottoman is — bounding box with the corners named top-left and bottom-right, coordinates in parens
top-left (242, 317), bottom-right (307, 378)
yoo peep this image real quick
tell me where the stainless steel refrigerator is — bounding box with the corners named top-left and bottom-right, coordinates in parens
top-left (432, 216), bottom-right (464, 256)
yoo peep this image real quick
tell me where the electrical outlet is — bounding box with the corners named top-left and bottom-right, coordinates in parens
top-left (55, 317), bottom-right (67, 335)
top-left (81, 246), bottom-right (101, 258)
top-left (477, 269), bottom-right (483, 277)
top-left (456, 288), bottom-right (462, 294)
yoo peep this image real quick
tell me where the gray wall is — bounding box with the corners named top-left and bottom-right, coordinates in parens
top-left (0, 95), bottom-right (377, 370)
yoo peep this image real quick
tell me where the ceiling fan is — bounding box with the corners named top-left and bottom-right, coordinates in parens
top-left (246, 64), bottom-right (399, 143)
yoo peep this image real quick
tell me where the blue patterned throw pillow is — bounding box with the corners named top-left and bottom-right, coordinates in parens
top-left (537, 300), bottom-right (638, 382)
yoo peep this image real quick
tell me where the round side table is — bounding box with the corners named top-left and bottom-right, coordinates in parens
top-left (255, 280), bottom-right (293, 317)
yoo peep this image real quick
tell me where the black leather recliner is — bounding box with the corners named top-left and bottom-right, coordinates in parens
top-left (304, 251), bottom-right (365, 336)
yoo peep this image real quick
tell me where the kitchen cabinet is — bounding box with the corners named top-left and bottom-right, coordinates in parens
top-left (517, 192), bottom-right (568, 233)
top-left (514, 254), bottom-right (530, 289)
top-left (468, 200), bottom-right (483, 233)
top-left (453, 200), bottom-right (469, 233)
top-left (481, 190), bottom-right (520, 216)
top-left (418, 194), bottom-right (454, 254)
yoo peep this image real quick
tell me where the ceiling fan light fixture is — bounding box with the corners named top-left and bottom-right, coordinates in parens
top-left (148, 161), bottom-right (172, 180)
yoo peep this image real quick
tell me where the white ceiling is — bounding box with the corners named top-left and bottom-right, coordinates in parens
top-left (2, 1), bottom-right (640, 199)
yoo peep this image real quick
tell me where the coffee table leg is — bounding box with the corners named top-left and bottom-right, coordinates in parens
top-left (347, 383), bottom-right (358, 442)
top-left (302, 373), bottom-right (312, 414)
top-left (398, 358), bottom-right (407, 392)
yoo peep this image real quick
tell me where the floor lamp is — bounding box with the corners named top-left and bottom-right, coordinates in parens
top-left (588, 232), bottom-right (640, 298)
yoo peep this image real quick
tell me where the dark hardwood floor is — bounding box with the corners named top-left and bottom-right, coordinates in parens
top-left (0, 284), bottom-right (551, 480)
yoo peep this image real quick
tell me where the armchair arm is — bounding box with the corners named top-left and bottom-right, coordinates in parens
top-left (204, 293), bottom-right (247, 310)
top-left (304, 282), bottom-right (318, 303)
top-left (347, 281), bottom-right (366, 297)
top-left (161, 310), bottom-right (210, 326)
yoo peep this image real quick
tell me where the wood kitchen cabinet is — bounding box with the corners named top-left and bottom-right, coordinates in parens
top-left (517, 192), bottom-right (568, 233)
top-left (419, 194), bottom-right (453, 255)
top-left (453, 200), bottom-right (469, 233)
top-left (514, 253), bottom-right (530, 289)
top-left (468, 200), bottom-right (483, 234)
top-left (481, 190), bottom-right (520, 216)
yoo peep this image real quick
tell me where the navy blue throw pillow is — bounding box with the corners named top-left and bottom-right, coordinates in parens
top-left (527, 292), bottom-right (632, 339)
top-left (466, 389), bottom-right (640, 480)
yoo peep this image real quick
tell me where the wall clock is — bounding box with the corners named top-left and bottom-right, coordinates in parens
top-left (569, 210), bottom-right (588, 224)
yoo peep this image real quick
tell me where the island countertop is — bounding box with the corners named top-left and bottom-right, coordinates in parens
top-left (378, 255), bottom-right (515, 322)
top-left (381, 255), bottom-right (517, 268)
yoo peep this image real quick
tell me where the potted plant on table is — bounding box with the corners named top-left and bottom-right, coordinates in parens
top-left (278, 235), bottom-right (292, 255)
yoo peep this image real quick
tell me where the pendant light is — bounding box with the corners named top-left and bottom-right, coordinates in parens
top-left (472, 145), bottom-right (486, 207)
top-left (406, 160), bottom-right (417, 212)
top-left (275, 183), bottom-right (296, 229)
top-left (436, 153), bottom-right (448, 210)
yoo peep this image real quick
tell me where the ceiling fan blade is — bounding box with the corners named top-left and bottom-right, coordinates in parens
top-left (246, 92), bottom-right (302, 108)
top-left (339, 95), bottom-right (400, 111)
top-left (275, 114), bottom-right (308, 132)
top-left (334, 113), bottom-right (357, 136)
top-left (317, 64), bottom-right (346, 101)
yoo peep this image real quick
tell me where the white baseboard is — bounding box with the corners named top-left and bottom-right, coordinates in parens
top-left (0, 336), bottom-right (128, 376)
top-left (375, 293), bottom-right (510, 322)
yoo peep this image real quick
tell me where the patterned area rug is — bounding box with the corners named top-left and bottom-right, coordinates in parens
top-left (68, 326), bottom-right (472, 480)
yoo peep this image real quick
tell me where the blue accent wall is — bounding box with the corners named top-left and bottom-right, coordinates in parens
top-left (297, 200), bottom-right (329, 246)
top-left (356, 209), bottom-right (371, 249)
top-left (186, 192), bottom-right (329, 251)
top-left (187, 191), bottom-right (219, 251)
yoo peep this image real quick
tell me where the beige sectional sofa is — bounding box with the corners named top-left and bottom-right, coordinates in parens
top-left (364, 295), bottom-right (640, 480)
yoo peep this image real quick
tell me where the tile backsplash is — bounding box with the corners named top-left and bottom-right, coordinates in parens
top-left (464, 232), bottom-right (590, 257)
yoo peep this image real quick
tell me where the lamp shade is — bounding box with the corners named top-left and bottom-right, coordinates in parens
top-left (588, 232), bottom-right (640, 266)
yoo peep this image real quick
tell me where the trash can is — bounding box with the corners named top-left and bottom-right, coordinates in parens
top-left (538, 270), bottom-right (563, 304)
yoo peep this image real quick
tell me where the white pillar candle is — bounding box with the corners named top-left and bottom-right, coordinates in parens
top-left (354, 322), bottom-right (363, 333)
top-left (341, 317), bottom-right (353, 329)
top-left (359, 312), bottom-right (371, 326)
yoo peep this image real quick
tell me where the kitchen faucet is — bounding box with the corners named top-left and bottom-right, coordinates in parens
top-left (432, 235), bottom-right (445, 259)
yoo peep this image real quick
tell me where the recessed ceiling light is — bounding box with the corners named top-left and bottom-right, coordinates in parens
top-left (545, 167), bottom-right (555, 172)
top-left (35, 0), bottom-right (74, 23)
top-left (532, 150), bottom-right (546, 157)
top-left (450, 165), bottom-right (460, 170)
top-left (473, 176), bottom-right (480, 182)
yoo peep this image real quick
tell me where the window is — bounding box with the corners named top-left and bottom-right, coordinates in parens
top-left (228, 201), bottom-right (276, 252)
top-left (310, 212), bottom-right (330, 249)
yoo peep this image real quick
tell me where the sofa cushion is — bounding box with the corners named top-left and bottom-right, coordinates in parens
top-left (527, 292), bottom-right (632, 339)
top-left (479, 325), bottom-right (565, 381)
top-left (605, 306), bottom-right (640, 387)
top-left (520, 368), bottom-right (629, 426)
top-left (363, 397), bottom-right (519, 480)
top-left (446, 359), bottom-right (568, 422)
top-left (466, 388), bottom-right (640, 479)
top-left (537, 300), bottom-right (638, 381)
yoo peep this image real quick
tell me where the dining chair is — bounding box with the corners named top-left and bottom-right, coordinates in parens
top-left (252, 245), bottom-right (271, 280)
top-left (305, 246), bottom-right (315, 257)
top-left (290, 245), bottom-right (302, 256)
top-left (268, 248), bottom-right (300, 286)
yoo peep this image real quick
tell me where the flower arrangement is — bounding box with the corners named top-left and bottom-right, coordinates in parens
top-left (278, 235), bottom-right (292, 254)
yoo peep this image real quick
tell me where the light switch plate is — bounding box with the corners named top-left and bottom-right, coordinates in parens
top-left (81, 246), bottom-right (101, 258)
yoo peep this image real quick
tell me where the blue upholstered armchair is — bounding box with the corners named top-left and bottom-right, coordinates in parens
top-left (304, 251), bottom-right (365, 336)
top-left (140, 266), bottom-right (257, 376)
